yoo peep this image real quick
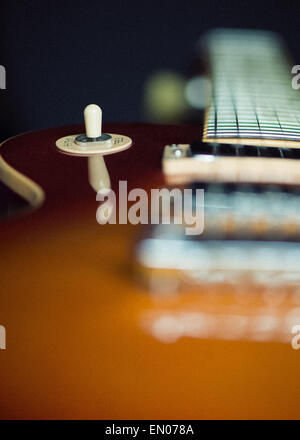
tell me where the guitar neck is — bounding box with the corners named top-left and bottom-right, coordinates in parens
top-left (203, 28), bottom-right (300, 148)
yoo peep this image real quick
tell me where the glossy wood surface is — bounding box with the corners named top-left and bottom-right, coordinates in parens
top-left (0, 123), bottom-right (299, 419)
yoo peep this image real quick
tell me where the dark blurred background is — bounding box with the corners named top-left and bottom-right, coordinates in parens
top-left (0, 0), bottom-right (300, 140)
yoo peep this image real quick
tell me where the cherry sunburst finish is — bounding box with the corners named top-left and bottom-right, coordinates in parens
top-left (0, 122), bottom-right (300, 419)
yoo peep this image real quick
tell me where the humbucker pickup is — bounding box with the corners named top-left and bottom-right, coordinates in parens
top-left (163, 142), bottom-right (300, 185)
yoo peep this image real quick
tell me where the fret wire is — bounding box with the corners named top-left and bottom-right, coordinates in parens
top-left (203, 29), bottom-right (300, 145)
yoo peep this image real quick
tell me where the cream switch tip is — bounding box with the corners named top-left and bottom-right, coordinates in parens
top-left (84, 104), bottom-right (102, 138)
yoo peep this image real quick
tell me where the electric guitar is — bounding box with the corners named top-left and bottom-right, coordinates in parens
top-left (0, 28), bottom-right (300, 419)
